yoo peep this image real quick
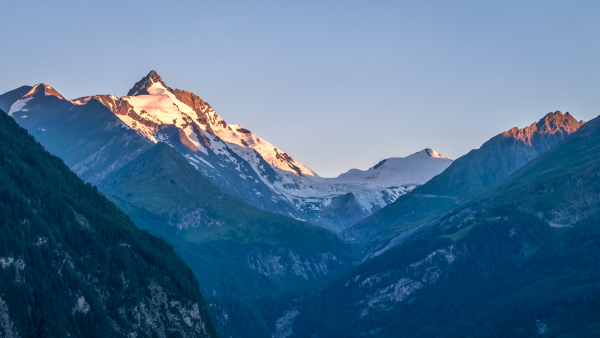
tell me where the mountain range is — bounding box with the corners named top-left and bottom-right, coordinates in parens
top-left (1, 71), bottom-right (599, 338)
top-left (344, 111), bottom-right (585, 259)
top-left (0, 71), bottom-right (451, 232)
top-left (288, 113), bottom-right (600, 338)
top-left (0, 76), bottom-right (361, 337)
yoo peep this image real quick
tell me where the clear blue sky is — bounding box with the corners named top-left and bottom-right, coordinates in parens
top-left (2, 0), bottom-right (599, 177)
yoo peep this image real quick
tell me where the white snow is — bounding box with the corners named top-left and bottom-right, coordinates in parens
top-left (329, 149), bottom-right (452, 187)
top-left (183, 126), bottom-right (208, 155)
top-left (197, 156), bottom-right (215, 169)
top-left (217, 124), bottom-right (316, 177)
top-left (43, 85), bottom-right (53, 96)
top-left (8, 97), bottom-right (34, 116)
top-left (122, 82), bottom-right (200, 129)
top-left (118, 114), bottom-right (158, 142)
top-left (124, 95), bottom-right (182, 126)
top-left (425, 148), bottom-right (447, 158)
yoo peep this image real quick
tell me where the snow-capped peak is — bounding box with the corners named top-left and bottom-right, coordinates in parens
top-left (84, 70), bottom-right (318, 177)
top-left (22, 83), bottom-right (65, 100)
top-left (424, 148), bottom-right (447, 158)
top-left (127, 70), bottom-right (169, 96)
top-left (8, 83), bottom-right (65, 116)
top-left (333, 150), bottom-right (453, 187)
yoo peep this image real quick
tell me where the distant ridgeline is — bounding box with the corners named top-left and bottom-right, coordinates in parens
top-left (0, 110), bottom-right (217, 338)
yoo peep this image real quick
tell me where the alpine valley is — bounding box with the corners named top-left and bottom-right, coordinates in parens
top-left (1, 70), bottom-right (599, 338)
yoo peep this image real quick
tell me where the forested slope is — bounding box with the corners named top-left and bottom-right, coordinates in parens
top-left (0, 110), bottom-right (218, 338)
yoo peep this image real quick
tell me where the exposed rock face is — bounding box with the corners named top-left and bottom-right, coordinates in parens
top-left (167, 88), bottom-right (223, 131)
top-left (246, 250), bottom-right (339, 280)
top-left (494, 114), bottom-right (600, 225)
top-left (127, 70), bottom-right (169, 96)
top-left (0, 296), bottom-right (20, 338)
top-left (501, 111), bottom-right (584, 146)
top-left (90, 71), bottom-right (453, 231)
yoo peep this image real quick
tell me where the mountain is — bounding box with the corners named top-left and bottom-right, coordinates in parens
top-left (0, 83), bottom-right (153, 185)
top-left (288, 114), bottom-right (600, 338)
top-left (335, 148), bottom-right (450, 187)
top-left (0, 85), bottom-right (32, 113)
top-left (417, 111), bottom-right (584, 196)
top-left (0, 80), bottom-right (358, 337)
top-left (96, 141), bottom-right (355, 338)
top-left (344, 111), bottom-right (585, 254)
top-left (485, 112), bottom-right (600, 224)
top-left (287, 149), bottom-right (452, 231)
top-left (0, 109), bottom-right (217, 338)
top-left (0, 70), bottom-right (450, 232)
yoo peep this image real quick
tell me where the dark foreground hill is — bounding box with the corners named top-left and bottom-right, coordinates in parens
top-left (0, 110), bottom-right (217, 338)
top-left (290, 115), bottom-right (600, 338)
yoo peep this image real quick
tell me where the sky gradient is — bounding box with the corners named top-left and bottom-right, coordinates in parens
top-left (2, 0), bottom-right (600, 177)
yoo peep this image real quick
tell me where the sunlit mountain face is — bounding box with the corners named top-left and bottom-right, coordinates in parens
top-left (2, 70), bottom-right (452, 232)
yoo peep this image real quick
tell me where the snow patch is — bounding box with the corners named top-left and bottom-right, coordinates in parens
top-left (8, 97), bottom-right (34, 116)
top-left (197, 156), bottom-right (215, 169)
